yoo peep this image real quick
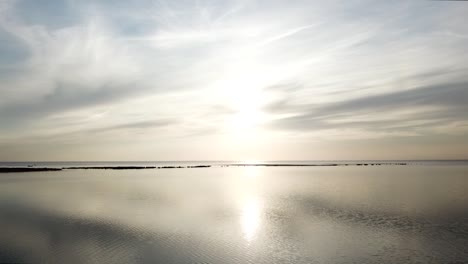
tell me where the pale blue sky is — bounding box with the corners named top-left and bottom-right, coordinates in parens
top-left (0, 0), bottom-right (467, 160)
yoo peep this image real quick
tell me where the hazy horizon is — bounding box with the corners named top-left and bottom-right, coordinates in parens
top-left (2, 159), bottom-right (468, 162)
top-left (1, 0), bottom-right (468, 160)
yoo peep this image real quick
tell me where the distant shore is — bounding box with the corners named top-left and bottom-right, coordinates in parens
top-left (0, 163), bottom-right (409, 173)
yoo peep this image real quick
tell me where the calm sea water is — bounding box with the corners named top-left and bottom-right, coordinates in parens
top-left (1, 163), bottom-right (468, 263)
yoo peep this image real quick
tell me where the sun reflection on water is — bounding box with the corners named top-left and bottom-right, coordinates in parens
top-left (241, 198), bottom-right (261, 242)
top-left (236, 166), bottom-right (263, 243)
top-left (245, 165), bottom-right (260, 177)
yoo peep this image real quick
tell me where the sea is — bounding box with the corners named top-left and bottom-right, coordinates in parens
top-left (0, 160), bottom-right (467, 263)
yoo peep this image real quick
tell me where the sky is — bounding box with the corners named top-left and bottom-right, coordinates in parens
top-left (0, 0), bottom-right (467, 161)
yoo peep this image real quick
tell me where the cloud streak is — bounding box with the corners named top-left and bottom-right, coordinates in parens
top-left (267, 79), bottom-right (468, 136)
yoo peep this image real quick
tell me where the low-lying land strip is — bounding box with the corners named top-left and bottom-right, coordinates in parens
top-left (0, 163), bottom-right (408, 173)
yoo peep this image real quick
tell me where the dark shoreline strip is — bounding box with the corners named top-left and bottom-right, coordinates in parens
top-left (0, 167), bottom-right (63, 173)
top-left (222, 163), bottom-right (407, 167)
top-left (0, 163), bottom-right (408, 173)
top-left (65, 166), bottom-right (156, 170)
top-left (224, 164), bottom-right (339, 167)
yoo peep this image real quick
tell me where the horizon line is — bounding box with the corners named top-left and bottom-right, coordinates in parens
top-left (1, 159), bottom-right (468, 162)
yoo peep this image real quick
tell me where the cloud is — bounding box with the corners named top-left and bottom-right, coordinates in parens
top-left (266, 80), bottom-right (468, 137)
top-left (90, 119), bottom-right (176, 134)
top-left (0, 9), bottom-right (150, 126)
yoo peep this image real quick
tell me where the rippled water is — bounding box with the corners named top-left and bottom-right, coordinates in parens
top-left (1, 165), bottom-right (468, 263)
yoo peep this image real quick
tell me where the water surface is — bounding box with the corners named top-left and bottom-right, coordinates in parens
top-left (1, 164), bottom-right (467, 263)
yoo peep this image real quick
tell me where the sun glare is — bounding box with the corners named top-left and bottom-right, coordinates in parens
top-left (241, 197), bottom-right (261, 242)
top-left (222, 76), bottom-right (268, 143)
top-left (237, 167), bottom-right (263, 243)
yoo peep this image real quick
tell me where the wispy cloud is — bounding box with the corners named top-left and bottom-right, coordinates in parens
top-left (266, 79), bottom-right (468, 138)
top-left (258, 24), bottom-right (317, 46)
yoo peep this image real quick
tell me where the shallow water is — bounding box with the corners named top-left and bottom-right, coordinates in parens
top-left (1, 165), bottom-right (468, 263)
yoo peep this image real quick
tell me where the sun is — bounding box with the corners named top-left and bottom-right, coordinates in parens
top-left (221, 72), bottom-right (269, 141)
top-left (206, 48), bottom-right (278, 144)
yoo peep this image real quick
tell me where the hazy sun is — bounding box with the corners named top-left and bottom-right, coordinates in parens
top-left (222, 74), bottom-right (268, 141)
top-left (208, 48), bottom-right (279, 146)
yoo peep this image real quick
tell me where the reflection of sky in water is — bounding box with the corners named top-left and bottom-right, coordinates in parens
top-left (0, 166), bottom-right (468, 263)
